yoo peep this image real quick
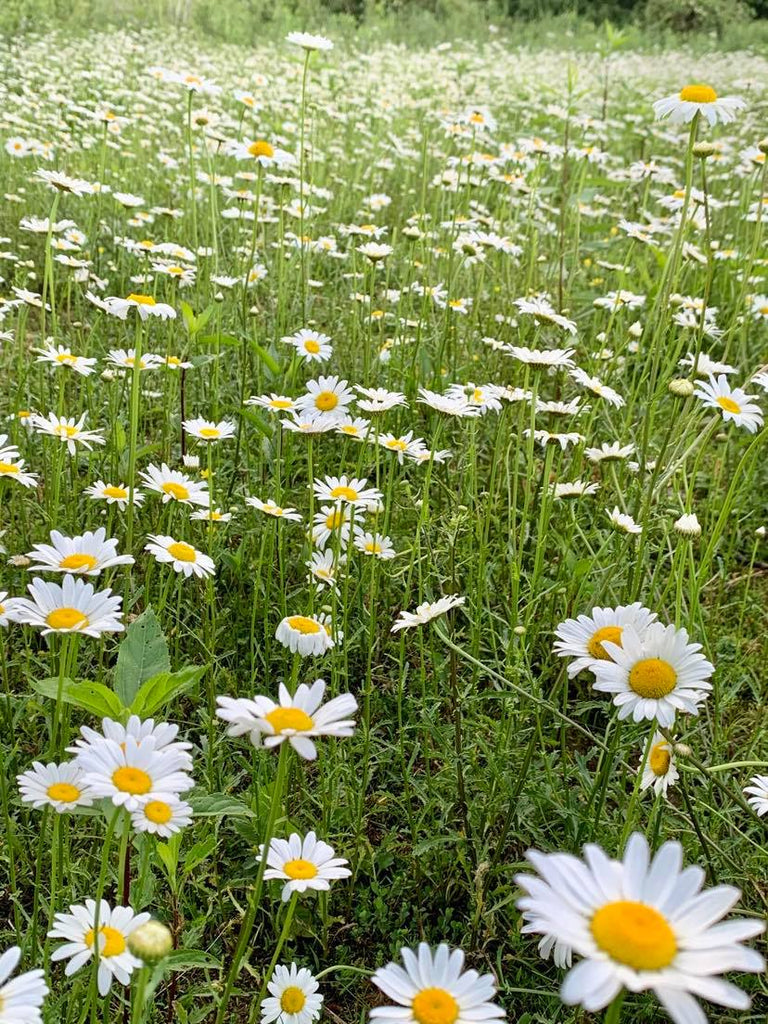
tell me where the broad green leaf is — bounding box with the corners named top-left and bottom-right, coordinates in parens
top-left (248, 339), bottom-right (280, 375)
top-left (146, 949), bottom-right (221, 1000)
top-left (187, 792), bottom-right (255, 818)
top-left (130, 665), bottom-right (205, 718)
top-left (197, 333), bottom-right (240, 348)
top-left (32, 678), bottom-right (125, 720)
top-left (155, 830), bottom-right (182, 882)
top-left (114, 608), bottom-right (170, 707)
top-left (180, 300), bottom-right (195, 333)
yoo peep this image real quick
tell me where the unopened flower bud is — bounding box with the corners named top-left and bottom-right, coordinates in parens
top-left (674, 743), bottom-right (692, 758)
top-left (693, 141), bottom-right (715, 159)
top-left (674, 512), bottom-right (701, 537)
top-left (513, 625), bottom-right (526, 635)
top-left (757, 138), bottom-right (768, 155)
top-left (668, 378), bottom-right (694, 397)
top-left (127, 921), bottom-right (173, 965)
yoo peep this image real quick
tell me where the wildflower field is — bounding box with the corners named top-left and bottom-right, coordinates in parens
top-left (0, 19), bottom-right (767, 1024)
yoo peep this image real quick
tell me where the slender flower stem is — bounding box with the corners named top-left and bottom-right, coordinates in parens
top-left (247, 892), bottom-right (299, 1024)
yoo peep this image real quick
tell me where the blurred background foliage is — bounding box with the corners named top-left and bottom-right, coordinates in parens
top-left (1, 0), bottom-right (766, 51)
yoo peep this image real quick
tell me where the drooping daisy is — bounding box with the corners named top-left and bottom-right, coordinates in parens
top-left (743, 775), bottom-right (768, 816)
top-left (17, 761), bottom-right (94, 813)
top-left (285, 31), bottom-right (333, 52)
top-left (130, 795), bottom-right (193, 838)
top-left (693, 375), bottom-right (763, 433)
top-left (77, 736), bottom-right (194, 811)
top-left (313, 475), bottom-right (382, 508)
top-left (284, 329), bottom-right (333, 363)
top-left (552, 480), bottom-right (599, 500)
top-left (355, 387), bottom-right (407, 413)
top-left (506, 346), bottom-right (575, 369)
top-left (182, 418), bottom-right (236, 442)
top-left (516, 832), bottom-right (764, 1021)
top-left (216, 678), bottom-right (356, 760)
top-left (85, 481), bottom-right (144, 509)
top-left (354, 531), bottom-right (396, 559)
top-left (371, 943), bottom-right (504, 1024)
top-left (607, 507), bottom-right (642, 534)
top-left (391, 595), bottom-right (466, 633)
top-left (295, 376), bottom-right (355, 420)
top-left (570, 369), bottom-right (625, 408)
top-left (653, 85), bottom-right (746, 126)
top-left (275, 615), bottom-right (335, 657)
top-left (640, 732), bottom-right (679, 798)
top-left (30, 412), bottom-right (106, 455)
top-left (262, 963), bottom-right (323, 1024)
top-left (49, 900), bottom-right (150, 996)
top-left (26, 528), bottom-right (134, 576)
top-left (0, 945), bottom-right (48, 1024)
top-left (591, 622), bottom-right (714, 727)
top-left (554, 604), bottom-right (658, 678)
top-left (12, 577), bottom-right (123, 637)
top-left (245, 497), bottom-right (303, 522)
top-left (585, 441), bottom-right (635, 464)
top-left (139, 464), bottom-right (210, 506)
top-left (305, 550), bottom-right (343, 592)
top-left (261, 832), bottom-right (350, 901)
top-left (674, 513), bottom-right (702, 537)
top-left (144, 536), bottom-right (215, 579)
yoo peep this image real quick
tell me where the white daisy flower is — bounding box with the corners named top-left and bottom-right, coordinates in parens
top-left (26, 528), bottom-right (134, 576)
top-left (88, 292), bottom-right (176, 321)
top-left (640, 732), bottom-right (679, 798)
top-left (189, 508), bottom-right (232, 523)
top-left (0, 945), bottom-right (48, 1024)
top-left (17, 761), bottom-right (94, 813)
top-left (355, 387), bottom-right (407, 412)
top-left (139, 464), bottom-right (210, 506)
top-left (12, 577), bottom-right (123, 637)
top-left (311, 505), bottom-right (356, 550)
top-left (516, 832), bottom-right (764, 1021)
top-left (48, 900), bottom-right (150, 996)
top-left (130, 795), bottom-right (193, 837)
top-left (0, 592), bottom-right (23, 628)
top-left (245, 393), bottom-right (297, 413)
top-left (106, 349), bottom-right (163, 371)
top-left (513, 296), bottom-right (577, 334)
top-left (275, 615), bottom-right (335, 657)
top-left (33, 342), bottom-right (97, 376)
top-left (246, 497), bottom-right (303, 522)
top-left (570, 369), bottom-right (625, 408)
top-left (30, 412), bottom-right (106, 455)
top-left (68, 715), bottom-right (193, 770)
top-left (353, 531), bottom-right (396, 559)
top-left (585, 441), bottom-right (635, 463)
top-left (182, 418), bottom-right (236, 442)
top-left (295, 376), bottom-right (355, 420)
top-left (305, 550), bottom-right (343, 592)
top-left (552, 480), bottom-right (599, 500)
top-left (312, 475), bottom-right (382, 508)
top-left (262, 963), bottom-right (323, 1024)
top-left (371, 943), bottom-right (504, 1024)
top-left (674, 513), bottom-right (702, 537)
top-left (743, 775), bottom-right (768, 816)
top-left (553, 604), bottom-right (658, 678)
top-left (391, 595), bottom-right (466, 633)
top-left (694, 375), bottom-right (763, 433)
top-left (0, 458), bottom-right (37, 489)
top-left (216, 678), bottom-right (356, 760)
top-left (144, 536), bottom-right (215, 579)
top-left (229, 139), bottom-right (295, 167)
top-left (335, 417), bottom-right (372, 440)
top-left (591, 622), bottom-right (714, 727)
top-left (653, 84), bottom-right (746, 126)
top-left (77, 735), bottom-right (194, 811)
top-left (607, 507), bottom-right (642, 534)
top-left (506, 346), bottom-right (575, 368)
top-left (85, 481), bottom-right (144, 509)
top-left (260, 831), bottom-right (350, 901)
top-left (285, 31), bottom-right (333, 52)
top-left (283, 329), bottom-right (333, 363)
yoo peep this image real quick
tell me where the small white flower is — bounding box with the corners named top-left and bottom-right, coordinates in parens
top-left (261, 831), bottom-right (350, 902)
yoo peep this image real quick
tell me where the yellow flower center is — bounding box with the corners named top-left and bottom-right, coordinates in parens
top-left (56, 425), bottom-right (79, 438)
top-left (716, 396), bottom-right (741, 414)
top-left (330, 485), bottom-right (358, 501)
top-left (46, 607), bottom-right (88, 630)
top-left (59, 553), bottom-right (98, 571)
top-left (591, 901), bottom-right (677, 970)
top-left (0, 462), bottom-right (20, 474)
top-left (144, 800), bottom-right (173, 824)
top-left (304, 339), bottom-right (321, 354)
top-left (162, 482), bottom-right (190, 500)
top-left (587, 625), bottom-right (623, 660)
top-left (760, 306), bottom-right (768, 316)
top-left (264, 707), bottom-right (315, 734)
top-left (315, 391), bottom-right (339, 412)
top-left (269, 399), bottom-right (293, 409)
top-left (112, 766), bottom-right (152, 795)
top-left (84, 926), bottom-right (127, 958)
top-left (386, 439), bottom-right (408, 451)
top-left (47, 782), bottom-right (81, 802)
top-left (339, 425), bottom-right (360, 435)
top-left (198, 427), bottom-right (220, 438)
top-left (56, 352), bottom-right (76, 363)
top-left (126, 293), bottom-right (156, 305)
top-left (679, 84), bottom-right (717, 104)
top-left (167, 541), bottom-right (197, 562)
top-left (365, 541), bottom-right (382, 554)
top-left (248, 140), bottom-right (274, 158)
top-left (672, 190), bottom-right (686, 200)
top-left (280, 987), bottom-right (306, 1014)
top-left (411, 988), bottom-right (459, 1024)
top-left (286, 615), bottom-right (321, 635)
top-left (104, 486), bottom-right (127, 499)
top-left (324, 510), bottom-right (344, 530)
top-left (283, 858), bottom-right (318, 880)
top-left (167, 266), bottom-right (184, 275)
top-left (650, 742), bottom-right (671, 777)
top-left (628, 658), bottom-right (677, 699)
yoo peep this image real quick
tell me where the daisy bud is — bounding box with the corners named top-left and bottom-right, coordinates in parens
top-left (8, 555), bottom-right (30, 567)
top-left (628, 320), bottom-right (643, 338)
top-left (127, 920), bottom-right (173, 965)
top-left (674, 512), bottom-right (701, 537)
top-left (693, 141), bottom-right (715, 158)
top-left (182, 454), bottom-right (200, 469)
top-left (756, 526), bottom-right (766, 538)
top-left (668, 378), bottom-right (694, 397)
top-left (513, 625), bottom-right (526, 635)
top-left (757, 138), bottom-right (768, 155)
top-left (674, 743), bottom-right (692, 757)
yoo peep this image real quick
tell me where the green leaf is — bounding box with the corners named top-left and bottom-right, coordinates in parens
top-left (248, 339), bottom-right (280, 375)
top-left (187, 792), bottom-right (255, 818)
top-left (183, 834), bottom-right (217, 875)
top-left (197, 333), bottom-right (240, 348)
top-left (180, 300), bottom-right (196, 334)
top-left (155, 831), bottom-right (182, 881)
top-left (114, 608), bottom-right (170, 707)
top-left (146, 949), bottom-right (221, 1001)
top-left (32, 678), bottom-right (125, 719)
top-left (130, 665), bottom-right (205, 718)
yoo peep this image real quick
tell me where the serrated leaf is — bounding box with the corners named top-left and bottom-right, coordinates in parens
top-left (187, 792), bottom-right (255, 818)
top-left (183, 834), bottom-right (217, 874)
top-left (32, 678), bottom-right (126, 719)
top-left (114, 609), bottom-right (170, 706)
top-left (130, 665), bottom-right (205, 718)
top-left (155, 831), bottom-right (182, 881)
